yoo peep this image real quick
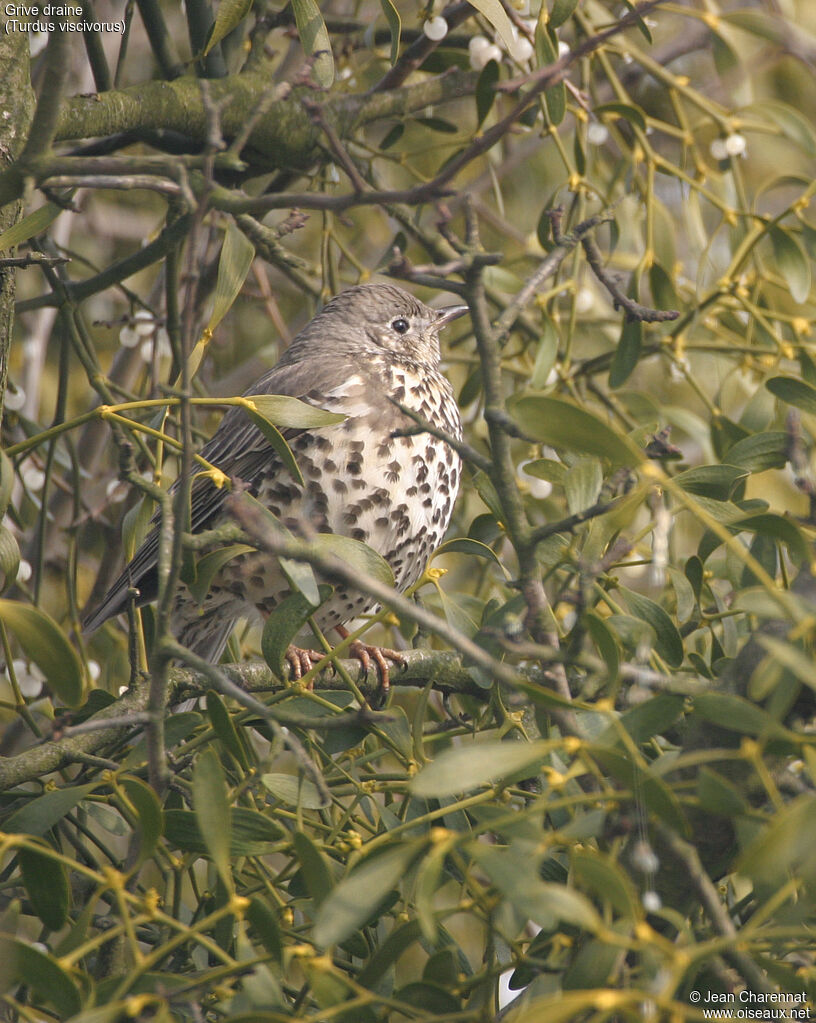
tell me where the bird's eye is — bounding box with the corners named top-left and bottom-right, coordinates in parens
top-left (391, 318), bottom-right (410, 334)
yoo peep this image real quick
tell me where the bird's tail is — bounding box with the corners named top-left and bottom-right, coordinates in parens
top-left (81, 569), bottom-right (134, 635)
top-left (176, 611), bottom-right (238, 664)
top-left (85, 578), bottom-right (238, 666)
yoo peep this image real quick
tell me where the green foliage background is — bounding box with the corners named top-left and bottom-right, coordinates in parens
top-left (1, 0), bottom-right (816, 1019)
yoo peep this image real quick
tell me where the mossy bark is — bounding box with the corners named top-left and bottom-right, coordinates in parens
top-left (54, 68), bottom-right (476, 170)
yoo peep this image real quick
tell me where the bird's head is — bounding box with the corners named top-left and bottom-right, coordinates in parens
top-left (298, 283), bottom-right (468, 367)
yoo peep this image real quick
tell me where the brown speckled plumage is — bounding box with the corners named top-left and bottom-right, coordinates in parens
top-left (84, 283), bottom-right (467, 662)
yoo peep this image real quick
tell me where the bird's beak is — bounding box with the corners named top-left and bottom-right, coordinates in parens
top-left (434, 303), bottom-right (469, 327)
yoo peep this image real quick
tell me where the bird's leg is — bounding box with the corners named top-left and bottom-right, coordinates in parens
top-left (284, 645), bottom-right (331, 683)
top-left (334, 625), bottom-right (406, 701)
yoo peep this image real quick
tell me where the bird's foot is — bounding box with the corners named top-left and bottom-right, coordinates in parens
top-left (285, 645), bottom-right (330, 684)
top-left (336, 626), bottom-right (406, 704)
top-left (284, 635), bottom-right (407, 702)
top-left (348, 641), bottom-right (406, 703)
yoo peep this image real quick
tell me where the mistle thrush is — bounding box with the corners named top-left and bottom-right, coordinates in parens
top-left (83, 283), bottom-right (468, 679)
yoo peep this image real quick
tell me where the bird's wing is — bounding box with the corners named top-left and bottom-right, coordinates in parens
top-left (82, 355), bottom-right (355, 631)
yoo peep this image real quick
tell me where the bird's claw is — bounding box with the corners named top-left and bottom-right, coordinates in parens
top-left (346, 640), bottom-right (406, 705)
top-left (284, 645), bottom-right (331, 685)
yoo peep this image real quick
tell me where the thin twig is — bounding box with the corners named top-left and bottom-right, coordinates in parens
top-left (207, 180), bottom-right (459, 215)
top-left (79, 0), bottom-right (113, 91)
top-left (144, 82), bottom-right (223, 793)
top-left (0, 254), bottom-right (69, 268)
top-left (303, 98), bottom-right (368, 193)
top-left (389, 398), bottom-right (493, 473)
top-left (529, 497), bottom-right (621, 546)
top-left (492, 207), bottom-right (617, 344)
top-left (387, 249), bottom-right (501, 294)
top-left (46, 714), bottom-right (151, 739)
top-left (235, 213), bottom-right (321, 297)
top-left (581, 235), bottom-right (680, 323)
top-left (40, 175), bottom-right (183, 197)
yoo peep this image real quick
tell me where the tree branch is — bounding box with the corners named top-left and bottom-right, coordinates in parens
top-left (52, 68), bottom-right (477, 170)
top-left (0, 649), bottom-right (486, 791)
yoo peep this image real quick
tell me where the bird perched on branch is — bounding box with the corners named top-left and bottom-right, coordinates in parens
top-left (83, 283), bottom-right (468, 690)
